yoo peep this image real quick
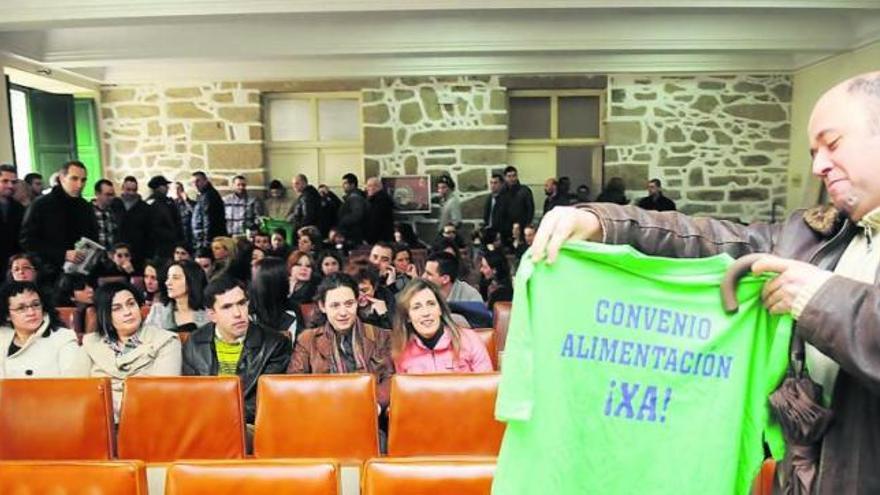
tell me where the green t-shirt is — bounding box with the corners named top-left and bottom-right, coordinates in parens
top-left (494, 242), bottom-right (791, 495)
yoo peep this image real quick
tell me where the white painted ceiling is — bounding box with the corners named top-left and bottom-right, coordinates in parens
top-left (0, 0), bottom-right (878, 85)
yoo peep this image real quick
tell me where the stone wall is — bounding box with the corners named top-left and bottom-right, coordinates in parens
top-left (100, 83), bottom-right (263, 192)
top-left (605, 74), bottom-right (791, 222)
top-left (362, 76), bottom-right (508, 232)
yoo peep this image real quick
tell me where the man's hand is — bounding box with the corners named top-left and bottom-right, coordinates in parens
top-left (65, 250), bottom-right (85, 264)
top-left (531, 207), bottom-right (603, 264)
top-left (405, 263), bottom-right (419, 278)
top-left (367, 297), bottom-right (388, 316)
top-left (751, 255), bottom-right (831, 315)
top-left (383, 266), bottom-right (397, 286)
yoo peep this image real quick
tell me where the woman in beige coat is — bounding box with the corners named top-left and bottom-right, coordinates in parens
top-left (80, 281), bottom-right (181, 417)
top-left (0, 281), bottom-right (87, 378)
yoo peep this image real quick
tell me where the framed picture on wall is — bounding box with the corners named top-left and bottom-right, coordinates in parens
top-left (382, 175), bottom-right (431, 214)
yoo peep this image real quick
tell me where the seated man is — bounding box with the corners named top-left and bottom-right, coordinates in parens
top-left (182, 276), bottom-right (291, 423)
top-left (288, 273), bottom-right (394, 409)
top-left (423, 251), bottom-right (483, 304)
top-left (368, 241), bottom-right (399, 293)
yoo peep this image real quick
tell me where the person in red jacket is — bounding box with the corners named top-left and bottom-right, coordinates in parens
top-left (391, 278), bottom-right (492, 374)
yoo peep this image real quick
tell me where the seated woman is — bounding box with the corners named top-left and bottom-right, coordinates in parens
top-left (6, 253), bottom-right (41, 284)
top-left (391, 244), bottom-right (418, 291)
top-left (391, 278), bottom-right (492, 374)
top-left (288, 273), bottom-right (394, 409)
top-left (54, 273), bottom-right (95, 308)
top-left (287, 250), bottom-right (318, 307)
top-left (144, 260), bottom-right (209, 333)
top-left (0, 281), bottom-right (87, 378)
top-left (250, 257), bottom-right (302, 336)
top-left (143, 259), bottom-right (162, 305)
top-left (352, 266), bottom-right (393, 329)
top-left (173, 243), bottom-right (192, 262)
top-left (319, 251), bottom-right (342, 278)
top-left (479, 249), bottom-right (514, 311)
top-left (80, 281), bottom-right (182, 417)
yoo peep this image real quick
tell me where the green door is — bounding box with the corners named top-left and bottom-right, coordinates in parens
top-left (27, 90), bottom-right (78, 181)
top-left (74, 98), bottom-right (101, 199)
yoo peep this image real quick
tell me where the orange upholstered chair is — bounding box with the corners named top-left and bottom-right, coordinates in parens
top-left (178, 331), bottom-right (192, 345)
top-left (253, 374), bottom-right (379, 462)
top-left (83, 305), bottom-right (98, 334)
top-left (165, 460), bottom-right (339, 495)
top-left (472, 328), bottom-right (498, 370)
top-left (117, 376), bottom-right (246, 461)
top-left (0, 377), bottom-right (114, 460)
top-left (387, 373), bottom-right (505, 456)
top-left (363, 457), bottom-right (496, 495)
top-left (0, 460), bottom-right (148, 494)
top-left (492, 301), bottom-right (511, 354)
top-left (751, 459), bottom-right (777, 495)
top-left (57, 306), bottom-right (77, 330)
top-left (299, 302), bottom-right (318, 328)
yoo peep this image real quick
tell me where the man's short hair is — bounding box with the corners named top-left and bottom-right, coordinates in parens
top-left (94, 179), bottom-right (113, 194)
top-left (437, 175), bottom-right (456, 190)
top-left (427, 251), bottom-right (459, 282)
top-left (268, 179), bottom-right (283, 190)
top-left (0, 164), bottom-right (16, 175)
top-left (60, 160), bottom-right (86, 176)
top-left (847, 74), bottom-right (880, 134)
top-left (232, 175), bottom-right (246, 183)
top-left (23, 173), bottom-right (41, 185)
top-left (649, 178), bottom-right (662, 188)
top-left (204, 276), bottom-right (246, 309)
top-left (342, 173), bottom-right (358, 187)
top-left (111, 242), bottom-right (132, 252)
top-left (503, 166), bottom-right (518, 175)
top-left (491, 173), bottom-right (503, 181)
top-left (123, 175), bottom-right (137, 184)
top-left (192, 171), bottom-right (208, 180)
top-left (372, 241), bottom-right (393, 253)
top-left (296, 173), bottom-right (308, 184)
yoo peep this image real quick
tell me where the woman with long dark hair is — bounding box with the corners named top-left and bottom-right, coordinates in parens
top-left (250, 257), bottom-right (302, 335)
top-left (287, 250), bottom-right (319, 307)
top-left (0, 281), bottom-right (87, 378)
top-left (144, 260), bottom-right (209, 332)
top-left (479, 249), bottom-right (514, 311)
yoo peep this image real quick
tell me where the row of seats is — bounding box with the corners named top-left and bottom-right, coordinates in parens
top-left (0, 374), bottom-right (505, 462)
top-left (0, 457), bottom-right (497, 495)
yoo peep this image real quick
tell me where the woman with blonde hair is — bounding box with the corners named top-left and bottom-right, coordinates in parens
top-left (391, 278), bottom-right (492, 374)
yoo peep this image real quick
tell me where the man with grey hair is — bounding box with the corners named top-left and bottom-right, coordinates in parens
top-left (365, 176), bottom-right (394, 244)
top-left (532, 71), bottom-right (880, 494)
top-left (290, 173), bottom-right (320, 231)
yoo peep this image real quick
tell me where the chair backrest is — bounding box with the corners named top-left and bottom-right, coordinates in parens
top-left (140, 304), bottom-right (151, 320)
top-left (363, 457), bottom-right (496, 495)
top-left (299, 302), bottom-right (317, 328)
top-left (83, 305), bottom-right (98, 334)
top-left (130, 275), bottom-right (146, 293)
top-left (165, 460), bottom-right (339, 495)
top-left (178, 331), bottom-right (192, 345)
top-left (97, 275), bottom-right (129, 286)
top-left (57, 306), bottom-right (77, 331)
top-left (472, 328), bottom-right (497, 371)
top-left (0, 377), bottom-right (114, 460)
top-left (0, 460), bottom-right (148, 494)
top-left (254, 374), bottom-right (379, 462)
top-left (751, 459), bottom-right (776, 495)
top-left (388, 373), bottom-right (505, 456)
top-left (117, 376), bottom-right (246, 462)
top-left (492, 301), bottom-right (511, 353)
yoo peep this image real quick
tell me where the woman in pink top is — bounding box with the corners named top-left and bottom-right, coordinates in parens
top-left (391, 278), bottom-right (493, 374)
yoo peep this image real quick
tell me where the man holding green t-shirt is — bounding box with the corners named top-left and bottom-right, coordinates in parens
top-left (532, 71), bottom-right (880, 494)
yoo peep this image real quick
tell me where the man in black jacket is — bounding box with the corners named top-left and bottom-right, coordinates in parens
top-left (182, 276), bottom-right (291, 424)
top-left (20, 161), bottom-right (98, 282)
top-left (317, 184), bottom-right (341, 237)
top-left (503, 166), bottom-right (535, 231)
top-left (116, 176), bottom-right (152, 270)
top-left (0, 164), bottom-right (25, 276)
top-left (291, 173), bottom-right (321, 231)
top-left (365, 176), bottom-right (394, 244)
top-left (483, 173), bottom-right (511, 244)
top-left (146, 175), bottom-right (183, 259)
top-left (635, 178), bottom-right (677, 212)
top-left (191, 171), bottom-right (227, 249)
top-left (338, 173), bottom-right (368, 246)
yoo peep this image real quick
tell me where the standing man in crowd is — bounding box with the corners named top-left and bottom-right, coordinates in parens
top-left (365, 177), bottom-right (394, 244)
top-left (531, 71), bottom-right (880, 495)
top-left (14, 172), bottom-right (43, 207)
top-left (146, 175), bottom-right (183, 259)
top-left (317, 184), bottom-right (341, 237)
top-left (291, 173), bottom-right (321, 231)
top-left (636, 178), bottom-right (677, 212)
top-left (173, 181), bottom-right (195, 251)
top-left (0, 164), bottom-right (24, 277)
top-left (191, 171), bottom-right (227, 250)
top-left (20, 161), bottom-right (98, 282)
top-left (264, 179), bottom-right (295, 222)
top-left (117, 176), bottom-right (151, 270)
top-left (484, 172), bottom-right (511, 244)
top-left (338, 173), bottom-right (367, 246)
top-left (91, 179), bottom-right (119, 250)
top-left (504, 166), bottom-right (535, 231)
top-left (436, 175), bottom-right (462, 228)
top-left (224, 175), bottom-right (264, 236)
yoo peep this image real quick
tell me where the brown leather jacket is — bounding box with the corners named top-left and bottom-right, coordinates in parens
top-left (288, 321), bottom-right (394, 407)
top-left (581, 203), bottom-right (879, 495)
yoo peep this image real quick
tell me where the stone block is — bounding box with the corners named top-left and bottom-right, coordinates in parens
top-left (687, 190), bottom-right (725, 201)
top-left (611, 89), bottom-right (626, 103)
top-left (457, 168), bottom-right (487, 192)
top-left (102, 108), bottom-right (114, 119)
top-left (212, 92), bottom-right (234, 103)
top-left (680, 203), bottom-right (718, 215)
top-left (248, 93), bottom-right (261, 104)
top-left (770, 84), bottom-right (792, 103)
top-left (207, 143), bottom-right (263, 169)
top-left (697, 81), bottom-right (725, 91)
top-left (410, 129), bottom-right (507, 147)
top-left (755, 141), bottom-right (788, 151)
top-left (709, 176), bottom-right (750, 187)
top-left (654, 107), bottom-right (675, 118)
top-left (167, 123), bottom-right (185, 136)
top-left (606, 121), bottom-right (643, 146)
top-left (489, 90), bottom-right (506, 111)
top-left (634, 92), bottom-right (657, 101)
top-left (167, 102), bottom-right (213, 119)
top-left (740, 155), bottom-right (771, 167)
top-left (364, 127), bottom-right (395, 155)
top-left (729, 188), bottom-right (769, 201)
top-left (420, 88), bottom-right (442, 120)
top-left (396, 128), bottom-right (407, 146)
top-left (364, 159), bottom-right (381, 178)
top-left (394, 89), bottom-right (415, 101)
top-left (217, 106), bottom-right (260, 123)
top-left (164, 87), bottom-right (202, 98)
top-left (400, 102), bottom-right (423, 125)
top-left (363, 104), bottom-right (390, 124)
top-left (147, 121), bottom-right (162, 137)
top-left (664, 126), bottom-right (686, 143)
top-left (425, 157), bottom-right (456, 166)
top-left (612, 106), bottom-right (647, 117)
top-left (249, 125), bottom-right (263, 141)
top-left (770, 124), bottom-right (790, 139)
top-left (363, 90), bottom-right (385, 104)
top-left (102, 89), bottom-right (135, 103)
top-left (480, 113), bottom-right (508, 125)
top-left (664, 83), bottom-right (686, 93)
top-left (732, 81), bottom-right (765, 93)
top-left (461, 149), bottom-right (506, 165)
top-left (192, 121), bottom-right (227, 141)
top-left (723, 104), bottom-right (787, 122)
top-left (713, 131), bottom-right (733, 145)
top-left (116, 104), bottom-right (160, 119)
top-left (691, 130), bottom-right (709, 143)
top-left (604, 164), bottom-right (648, 189)
top-left (115, 140), bottom-right (138, 154)
top-left (688, 167), bottom-right (705, 187)
top-left (461, 194), bottom-right (489, 219)
top-left (691, 95), bottom-right (719, 114)
top-left (404, 156), bottom-right (419, 175)
top-left (662, 156), bottom-right (694, 168)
